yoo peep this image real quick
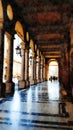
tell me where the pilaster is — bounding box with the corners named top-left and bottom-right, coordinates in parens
top-left (5, 34), bottom-right (15, 95)
top-left (25, 49), bottom-right (30, 88)
top-left (18, 43), bottom-right (26, 89)
top-left (0, 28), bottom-right (5, 97)
top-left (33, 55), bottom-right (37, 85)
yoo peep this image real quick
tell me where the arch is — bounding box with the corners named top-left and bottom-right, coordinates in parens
top-left (15, 21), bottom-right (24, 41)
top-left (7, 4), bottom-right (13, 20)
top-left (0, 0), bottom-right (3, 28)
top-left (30, 39), bottom-right (34, 51)
top-left (37, 49), bottom-right (39, 56)
top-left (26, 31), bottom-right (30, 42)
top-left (49, 59), bottom-right (58, 64)
top-left (49, 59), bottom-right (58, 66)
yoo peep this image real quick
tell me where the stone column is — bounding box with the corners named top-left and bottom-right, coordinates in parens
top-left (38, 57), bottom-right (41, 83)
top-left (32, 56), bottom-right (34, 84)
top-left (68, 51), bottom-right (71, 95)
top-left (42, 60), bottom-right (45, 82)
top-left (29, 55), bottom-right (34, 85)
top-left (42, 58), bottom-right (44, 82)
top-left (0, 29), bottom-right (5, 97)
top-left (25, 49), bottom-right (30, 88)
top-left (33, 53), bottom-right (37, 85)
top-left (42, 58), bottom-right (45, 82)
top-left (43, 65), bottom-right (45, 81)
top-left (41, 64), bottom-right (43, 82)
top-left (18, 46), bottom-right (26, 89)
top-left (40, 64), bottom-right (42, 82)
top-left (40, 56), bottom-right (43, 82)
top-left (39, 56), bottom-right (41, 82)
top-left (5, 34), bottom-right (15, 95)
top-left (42, 66), bottom-right (44, 82)
top-left (36, 61), bottom-right (38, 83)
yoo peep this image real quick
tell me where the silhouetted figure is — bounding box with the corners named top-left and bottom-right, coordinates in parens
top-left (50, 76), bottom-right (52, 82)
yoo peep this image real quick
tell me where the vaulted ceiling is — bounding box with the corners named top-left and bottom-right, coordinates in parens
top-left (14, 0), bottom-right (73, 60)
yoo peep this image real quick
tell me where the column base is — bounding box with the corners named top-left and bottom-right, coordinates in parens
top-left (25, 80), bottom-right (30, 88)
top-left (36, 79), bottom-right (41, 84)
top-left (0, 83), bottom-right (6, 97)
top-left (5, 81), bottom-right (15, 95)
top-left (18, 80), bottom-right (26, 90)
top-left (34, 79), bottom-right (37, 85)
top-left (40, 79), bottom-right (43, 83)
top-left (67, 84), bottom-right (73, 103)
top-left (30, 80), bottom-right (35, 85)
top-left (43, 78), bottom-right (46, 82)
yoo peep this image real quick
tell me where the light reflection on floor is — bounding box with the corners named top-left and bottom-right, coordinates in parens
top-left (48, 81), bottom-right (60, 100)
top-left (9, 90), bottom-right (21, 128)
top-left (10, 90), bottom-right (21, 111)
top-left (26, 87), bottom-right (33, 113)
top-left (0, 81), bottom-right (73, 130)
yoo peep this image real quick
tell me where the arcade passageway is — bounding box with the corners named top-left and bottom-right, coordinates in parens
top-left (0, 0), bottom-right (73, 129)
top-left (0, 81), bottom-right (73, 130)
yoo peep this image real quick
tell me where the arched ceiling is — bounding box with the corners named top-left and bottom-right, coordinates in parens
top-left (14, 0), bottom-right (72, 60)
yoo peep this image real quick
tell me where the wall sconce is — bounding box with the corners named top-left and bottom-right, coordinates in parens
top-left (36, 61), bottom-right (39, 63)
top-left (29, 56), bottom-right (32, 59)
top-left (15, 45), bottom-right (21, 56)
top-left (29, 56), bottom-right (33, 63)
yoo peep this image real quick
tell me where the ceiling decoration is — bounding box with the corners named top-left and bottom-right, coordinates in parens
top-left (14, 0), bottom-right (72, 59)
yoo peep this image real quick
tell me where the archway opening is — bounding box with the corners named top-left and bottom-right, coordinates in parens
top-left (13, 34), bottom-right (22, 90)
top-left (13, 21), bottom-right (24, 90)
top-left (48, 60), bottom-right (60, 100)
top-left (49, 60), bottom-right (59, 81)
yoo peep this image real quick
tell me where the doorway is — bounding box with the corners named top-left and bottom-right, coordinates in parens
top-left (49, 60), bottom-right (59, 81)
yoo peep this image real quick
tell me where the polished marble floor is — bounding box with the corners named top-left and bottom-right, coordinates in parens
top-left (0, 81), bottom-right (73, 130)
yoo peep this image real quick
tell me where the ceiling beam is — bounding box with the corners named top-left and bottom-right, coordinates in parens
top-left (38, 45), bottom-right (61, 48)
top-left (43, 51), bottom-right (61, 54)
top-left (23, 16), bottom-right (62, 26)
top-left (40, 47), bottom-right (61, 52)
top-left (23, 4), bottom-right (70, 15)
top-left (16, 0), bottom-right (70, 7)
top-left (22, 5), bottom-right (60, 14)
top-left (28, 25), bottom-right (68, 35)
top-left (35, 34), bottom-right (64, 41)
top-left (36, 39), bottom-right (64, 45)
top-left (45, 55), bottom-right (61, 58)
